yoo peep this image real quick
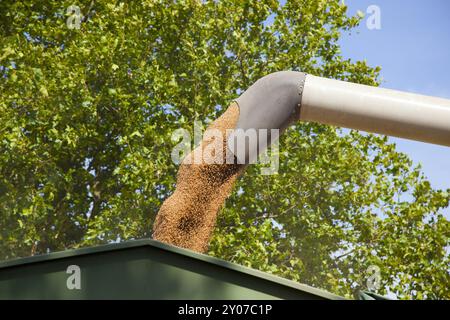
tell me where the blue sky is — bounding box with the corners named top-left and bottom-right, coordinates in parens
top-left (338, 0), bottom-right (450, 191)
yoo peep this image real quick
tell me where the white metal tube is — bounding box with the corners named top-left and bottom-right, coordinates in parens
top-left (300, 75), bottom-right (450, 147)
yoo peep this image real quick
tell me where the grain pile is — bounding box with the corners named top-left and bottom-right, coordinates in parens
top-left (152, 103), bottom-right (244, 253)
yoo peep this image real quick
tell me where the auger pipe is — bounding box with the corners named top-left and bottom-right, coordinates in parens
top-left (228, 71), bottom-right (450, 163)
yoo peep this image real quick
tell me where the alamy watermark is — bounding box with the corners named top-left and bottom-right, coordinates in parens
top-left (366, 265), bottom-right (381, 291)
top-left (66, 264), bottom-right (81, 290)
top-left (366, 5), bottom-right (381, 30)
top-left (66, 5), bottom-right (83, 30)
top-left (171, 121), bottom-right (280, 175)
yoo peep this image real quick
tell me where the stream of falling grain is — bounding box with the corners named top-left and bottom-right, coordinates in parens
top-left (152, 103), bottom-right (244, 253)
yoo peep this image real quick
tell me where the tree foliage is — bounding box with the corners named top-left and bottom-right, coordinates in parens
top-left (0, 0), bottom-right (449, 299)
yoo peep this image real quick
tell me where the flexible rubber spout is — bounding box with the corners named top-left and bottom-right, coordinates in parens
top-left (228, 71), bottom-right (306, 164)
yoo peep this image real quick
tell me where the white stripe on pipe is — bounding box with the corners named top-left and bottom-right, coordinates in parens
top-left (300, 75), bottom-right (450, 147)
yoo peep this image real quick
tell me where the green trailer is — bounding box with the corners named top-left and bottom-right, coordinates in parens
top-left (0, 239), bottom-right (348, 300)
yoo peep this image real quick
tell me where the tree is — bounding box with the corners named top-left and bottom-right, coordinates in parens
top-left (0, 0), bottom-right (449, 299)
